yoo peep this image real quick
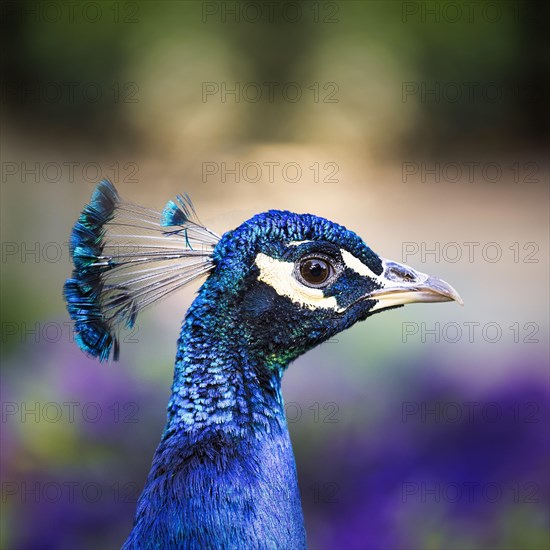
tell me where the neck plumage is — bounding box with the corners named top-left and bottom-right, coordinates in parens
top-left (123, 289), bottom-right (307, 550)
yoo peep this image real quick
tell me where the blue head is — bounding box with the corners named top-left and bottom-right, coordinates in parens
top-left (187, 209), bottom-right (462, 368)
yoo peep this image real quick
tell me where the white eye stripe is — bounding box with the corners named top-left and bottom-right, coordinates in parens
top-left (340, 249), bottom-right (381, 279)
top-left (255, 253), bottom-right (342, 312)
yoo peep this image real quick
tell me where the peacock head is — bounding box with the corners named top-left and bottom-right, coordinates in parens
top-left (204, 210), bottom-right (463, 364)
top-left (64, 181), bottom-right (462, 363)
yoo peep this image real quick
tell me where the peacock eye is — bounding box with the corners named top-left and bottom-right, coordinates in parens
top-left (298, 257), bottom-right (333, 287)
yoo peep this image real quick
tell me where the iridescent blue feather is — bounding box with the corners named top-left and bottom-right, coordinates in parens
top-left (160, 193), bottom-right (195, 226)
top-left (64, 180), bottom-right (120, 361)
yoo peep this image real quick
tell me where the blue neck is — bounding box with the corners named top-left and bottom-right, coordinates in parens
top-left (123, 289), bottom-right (306, 549)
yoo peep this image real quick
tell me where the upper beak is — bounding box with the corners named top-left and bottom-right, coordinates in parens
top-left (368, 259), bottom-right (463, 311)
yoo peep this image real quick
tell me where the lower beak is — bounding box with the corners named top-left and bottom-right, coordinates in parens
top-left (368, 260), bottom-right (463, 310)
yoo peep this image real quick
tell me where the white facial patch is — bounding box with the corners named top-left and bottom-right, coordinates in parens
top-left (254, 253), bottom-right (342, 311)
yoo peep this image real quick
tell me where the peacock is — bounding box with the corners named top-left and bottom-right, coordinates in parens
top-left (64, 180), bottom-right (462, 549)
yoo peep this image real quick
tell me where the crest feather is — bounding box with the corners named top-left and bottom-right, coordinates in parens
top-left (64, 180), bottom-right (220, 362)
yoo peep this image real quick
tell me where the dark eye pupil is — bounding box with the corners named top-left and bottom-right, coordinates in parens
top-left (301, 258), bottom-right (330, 284)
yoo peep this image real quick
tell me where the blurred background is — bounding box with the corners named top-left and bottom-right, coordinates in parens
top-left (1, 1), bottom-right (548, 549)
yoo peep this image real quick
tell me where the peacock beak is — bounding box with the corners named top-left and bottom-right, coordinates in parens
top-left (367, 259), bottom-right (463, 311)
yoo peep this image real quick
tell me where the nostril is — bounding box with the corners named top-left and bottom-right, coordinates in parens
top-left (401, 270), bottom-right (416, 282)
top-left (387, 265), bottom-right (416, 282)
